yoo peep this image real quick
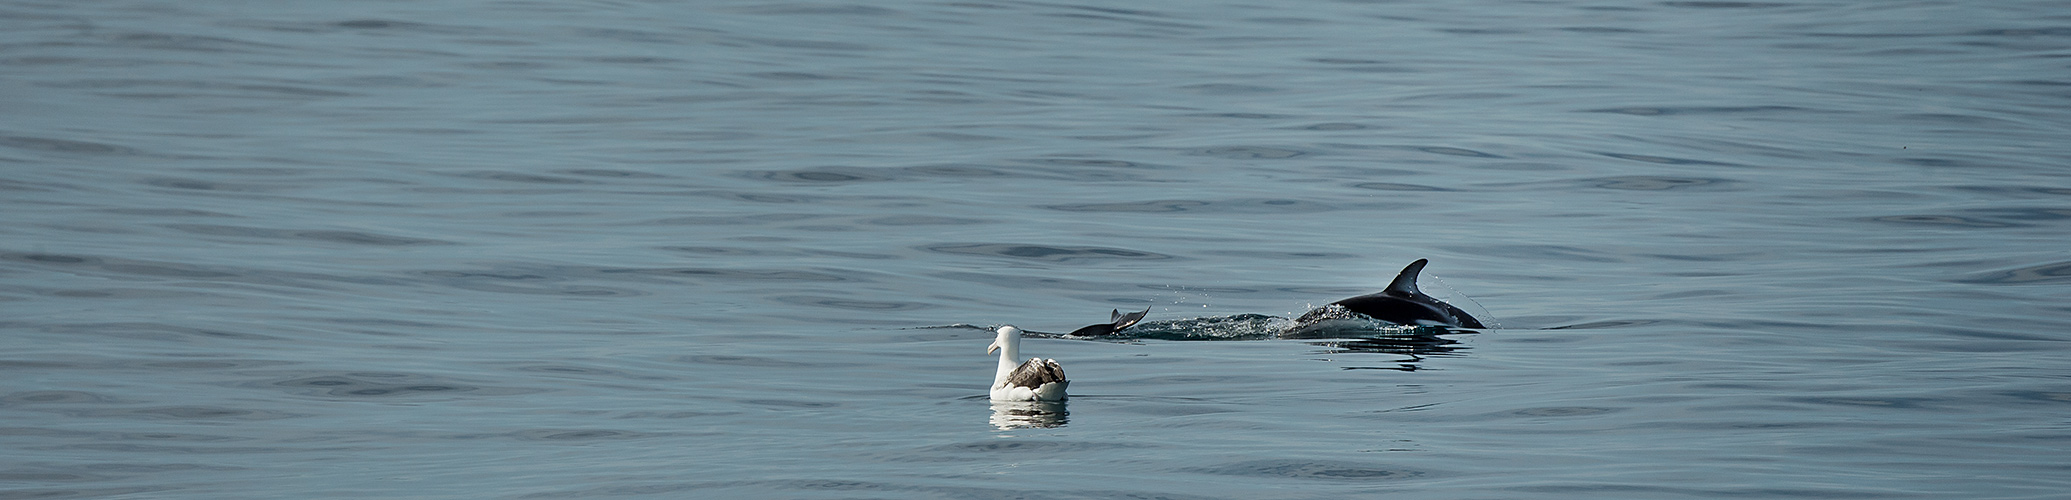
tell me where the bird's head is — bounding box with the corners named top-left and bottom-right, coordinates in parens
top-left (988, 325), bottom-right (1021, 354)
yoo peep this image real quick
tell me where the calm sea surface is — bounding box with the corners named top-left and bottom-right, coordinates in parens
top-left (4, 0), bottom-right (2069, 498)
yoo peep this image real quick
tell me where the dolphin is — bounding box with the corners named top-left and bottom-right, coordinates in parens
top-left (1295, 259), bottom-right (1485, 328)
top-left (1066, 307), bottom-right (1150, 336)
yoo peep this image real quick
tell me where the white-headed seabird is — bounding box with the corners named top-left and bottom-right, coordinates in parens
top-left (988, 325), bottom-right (1068, 401)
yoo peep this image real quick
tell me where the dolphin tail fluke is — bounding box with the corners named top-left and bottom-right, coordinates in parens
top-left (1070, 307), bottom-right (1151, 336)
top-left (1114, 307), bottom-right (1149, 330)
top-left (1385, 259), bottom-right (1429, 296)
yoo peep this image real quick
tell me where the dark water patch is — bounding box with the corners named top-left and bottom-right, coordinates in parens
top-left (1198, 250), bottom-right (1358, 260)
top-left (816, 249), bottom-right (906, 260)
top-left (557, 168), bottom-right (670, 178)
top-left (932, 271), bottom-right (1126, 291)
top-left (1783, 397), bottom-right (1935, 410)
top-left (63, 406), bottom-right (301, 421)
top-left (1300, 122), bottom-right (1373, 130)
top-left (336, 19), bottom-right (420, 29)
top-left (139, 359), bottom-right (294, 370)
top-left (1999, 391), bottom-right (2071, 405)
top-left (1964, 207), bottom-right (2071, 221)
top-left (597, 267), bottom-right (854, 282)
top-left (1448, 244), bottom-right (1622, 263)
top-left (1017, 157), bottom-right (1148, 168)
top-left (1596, 151), bottom-right (1737, 166)
top-left (98, 208), bottom-right (235, 217)
top-left (646, 212), bottom-right (825, 225)
top-left (741, 399), bottom-right (841, 409)
top-left (747, 71), bottom-right (844, 81)
top-left (1896, 113), bottom-right (2022, 127)
top-left (741, 168), bottom-right (891, 183)
top-left (1, 252), bottom-right (100, 266)
top-left (1043, 198), bottom-right (1335, 214)
top-left (510, 364), bottom-right (664, 381)
top-left (1965, 27), bottom-right (2071, 37)
top-left (615, 411), bottom-right (721, 419)
top-left (142, 177), bottom-right (283, 192)
top-left (448, 171), bottom-right (592, 184)
top-left (0, 427), bottom-right (248, 444)
top-left (1186, 459), bottom-right (1424, 480)
top-left (0, 135), bottom-right (137, 155)
top-left (1119, 374), bottom-right (1257, 385)
top-left (49, 287), bottom-right (219, 299)
top-left (1, 391), bottom-right (108, 405)
top-left (1351, 182), bottom-right (1454, 191)
top-left (1545, 319), bottom-right (1662, 329)
top-left (1962, 260), bottom-right (2071, 285)
top-left (0, 178), bottom-right (67, 192)
top-left (679, 355), bottom-right (817, 368)
top-left (164, 224), bottom-right (453, 246)
top-left (659, 246), bottom-right (769, 257)
top-left (775, 295), bottom-right (931, 311)
top-left (1194, 146), bottom-right (1307, 159)
top-left (0, 487), bottom-right (171, 499)
top-left (34, 322), bottom-right (280, 342)
top-left (507, 429), bottom-right (654, 441)
top-left (1931, 328), bottom-right (2058, 342)
top-left (1583, 105), bottom-right (1808, 115)
top-left (862, 215), bottom-right (987, 226)
top-left (266, 373), bottom-right (497, 398)
top-left (417, 267), bottom-right (645, 296)
top-left (1582, 176), bottom-right (1737, 191)
top-left (437, 281), bottom-right (642, 297)
top-left (731, 4), bottom-right (901, 16)
top-left (0, 471), bottom-right (106, 483)
top-left (1563, 26), bottom-right (1648, 33)
top-left (1660, 1), bottom-right (1790, 8)
top-left (896, 165), bottom-right (1020, 178)
top-left (1511, 406), bottom-right (1622, 417)
top-left (1408, 146), bottom-right (1500, 158)
top-left (1177, 112), bottom-right (1293, 119)
top-left (1176, 83), bottom-right (1280, 95)
top-left (921, 243), bottom-right (1177, 263)
top-left (1114, 403), bottom-right (1236, 417)
top-left (419, 270), bottom-right (552, 281)
top-left (1510, 483), bottom-right (1895, 498)
top-left (517, 482), bottom-right (710, 498)
top-left (0, 360), bottom-right (77, 370)
top-left (1895, 157), bottom-right (2000, 168)
top-left (100, 263), bottom-right (237, 279)
top-left (1862, 215), bottom-right (2020, 228)
top-left (1309, 58), bottom-right (1387, 65)
top-left (58, 78), bottom-right (350, 98)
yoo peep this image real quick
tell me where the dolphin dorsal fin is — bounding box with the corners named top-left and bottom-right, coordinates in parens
top-left (1384, 259), bottom-right (1429, 296)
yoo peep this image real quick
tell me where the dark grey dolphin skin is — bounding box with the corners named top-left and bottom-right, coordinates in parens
top-left (1067, 307), bottom-right (1150, 336)
top-left (1296, 259), bottom-right (1485, 328)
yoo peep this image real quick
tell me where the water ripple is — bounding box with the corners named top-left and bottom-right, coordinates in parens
top-left (920, 243), bottom-right (1177, 263)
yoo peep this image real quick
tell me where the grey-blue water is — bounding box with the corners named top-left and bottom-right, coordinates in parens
top-left (4, 0), bottom-right (2068, 498)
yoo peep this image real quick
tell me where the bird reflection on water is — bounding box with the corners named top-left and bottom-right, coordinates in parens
top-left (989, 400), bottom-right (1068, 430)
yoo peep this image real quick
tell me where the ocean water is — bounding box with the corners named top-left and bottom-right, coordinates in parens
top-left (4, 0), bottom-right (2069, 498)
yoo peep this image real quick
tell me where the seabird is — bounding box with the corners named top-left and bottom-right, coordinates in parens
top-left (1066, 307), bottom-right (1150, 336)
top-left (988, 325), bottom-right (1068, 401)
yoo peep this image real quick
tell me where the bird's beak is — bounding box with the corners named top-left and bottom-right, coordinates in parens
top-left (987, 340), bottom-right (999, 354)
